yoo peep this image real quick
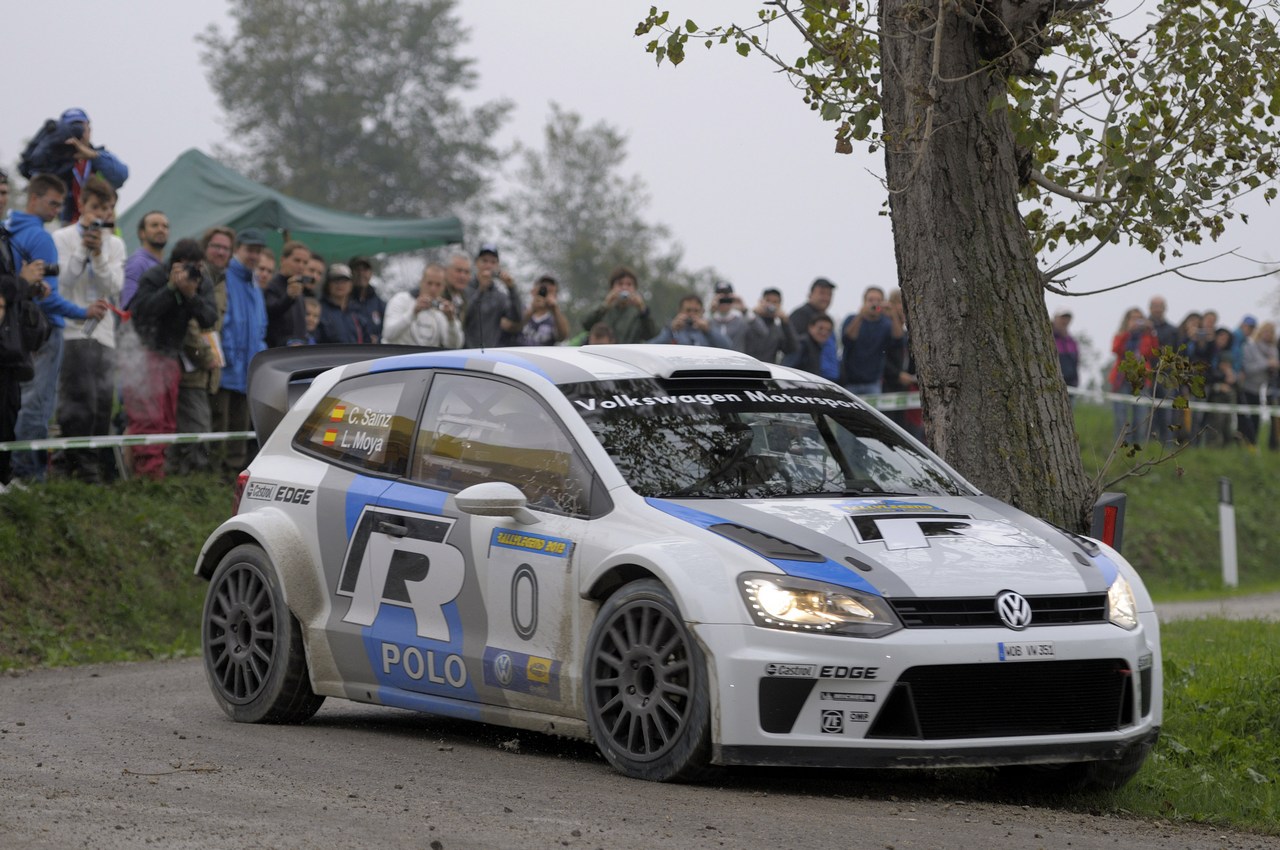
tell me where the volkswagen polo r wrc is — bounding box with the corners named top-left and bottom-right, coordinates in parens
top-left (195, 344), bottom-right (1160, 788)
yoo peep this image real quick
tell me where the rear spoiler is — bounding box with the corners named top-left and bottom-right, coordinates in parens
top-left (246, 344), bottom-right (426, 445)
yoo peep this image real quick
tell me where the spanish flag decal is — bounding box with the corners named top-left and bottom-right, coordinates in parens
top-left (330, 405), bottom-right (347, 421)
top-left (322, 429), bottom-right (338, 445)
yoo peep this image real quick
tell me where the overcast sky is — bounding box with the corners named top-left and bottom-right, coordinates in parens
top-left (6, 1), bottom-right (1276, 378)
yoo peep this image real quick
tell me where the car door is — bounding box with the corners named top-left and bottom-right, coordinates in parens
top-left (363, 371), bottom-right (597, 717)
top-left (287, 368), bottom-right (438, 702)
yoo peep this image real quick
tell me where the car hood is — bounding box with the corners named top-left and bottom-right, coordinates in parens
top-left (648, 494), bottom-right (1116, 598)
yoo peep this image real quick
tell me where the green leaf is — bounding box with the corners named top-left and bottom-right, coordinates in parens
top-left (737, 41), bottom-right (750, 57)
top-left (821, 102), bottom-right (842, 121)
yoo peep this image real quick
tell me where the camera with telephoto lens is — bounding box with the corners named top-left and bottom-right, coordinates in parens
top-left (537, 285), bottom-right (549, 297)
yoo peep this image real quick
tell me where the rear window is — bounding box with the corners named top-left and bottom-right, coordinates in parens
top-left (293, 372), bottom-right (424, 476)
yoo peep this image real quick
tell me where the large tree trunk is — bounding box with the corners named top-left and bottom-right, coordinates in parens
top-left (879, 0), bottom-right (1096, 531)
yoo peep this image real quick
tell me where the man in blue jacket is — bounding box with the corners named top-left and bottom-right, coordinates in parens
top-left (4, 174), bottom-right (108, 481)
top-left (211, 228), bottom-right (267, 478)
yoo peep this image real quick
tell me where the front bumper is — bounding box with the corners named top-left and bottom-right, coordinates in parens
top-left (695, 613), bottom-right (1161, 769)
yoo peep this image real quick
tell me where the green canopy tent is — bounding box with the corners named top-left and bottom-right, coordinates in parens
top-left (117, 148), bottom-right (463, 259)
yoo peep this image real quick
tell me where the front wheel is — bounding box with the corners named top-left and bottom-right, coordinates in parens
top-left (583, 579), bottom-right (714, 782)
top-left (202, 544), bottom-right (324, 724)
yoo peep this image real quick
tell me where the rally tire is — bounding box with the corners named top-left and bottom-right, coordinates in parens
top-left (583, 579), bottom-right (714, 782)
top-left (202, 544), bottom-right (324, 724)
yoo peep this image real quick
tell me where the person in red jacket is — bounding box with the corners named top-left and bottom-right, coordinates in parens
top-left (1109, 307), bottom-right (1158, 443)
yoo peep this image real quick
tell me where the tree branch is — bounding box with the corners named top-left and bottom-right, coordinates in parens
top-left (1030, 169), bottom-right (1117, 204)
top-left (1044, 249), bottom-right (1278, 296)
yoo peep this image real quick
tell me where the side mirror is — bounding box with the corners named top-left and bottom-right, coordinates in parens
top-left (455, 482), bottom-right (539, 525)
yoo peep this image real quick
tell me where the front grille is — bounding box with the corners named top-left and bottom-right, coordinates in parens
top-left (866, 659), bottom-right (1132, 740)
top-left (889, 593), bottom-right (1108, 628)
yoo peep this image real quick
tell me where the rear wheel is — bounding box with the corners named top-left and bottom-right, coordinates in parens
top-left (583, 579), bottom-right (714, 782)
top-left (202, 544), bottom-right (324, 724)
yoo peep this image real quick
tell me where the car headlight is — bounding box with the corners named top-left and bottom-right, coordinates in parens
top-left (738, 573), bottom-right (902, 638)
top-left (1108, 575), bottom-right (1139, 630)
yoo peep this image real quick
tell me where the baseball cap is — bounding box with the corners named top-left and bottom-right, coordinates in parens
top-left (1053, 308), bottom-right (1072, 319)
top-left (1243, 314), bottom-right (1258, 327)
top-left (60, 108), bottom-right (89, 124)
top-left (811, 277), bottom-right (836, 290)
top-left (713, 281), bottom-right (734, 294)
top-left (476, 243), bottom-right (499, 259)
top-left (348, 256), bottom-right (373, 270)
top-left (327, 263), bottom-right (353, 281)
top-left (235, 227), bottom-right (268, 247)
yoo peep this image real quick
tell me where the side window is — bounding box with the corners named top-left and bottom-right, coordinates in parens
top-left (293, 373), bottom-right (422, 476)
top-left (412, 373), bottom-right (591, 515)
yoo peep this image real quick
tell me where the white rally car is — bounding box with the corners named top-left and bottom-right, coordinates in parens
top-left (196, 344), bottom-right (1160, 788)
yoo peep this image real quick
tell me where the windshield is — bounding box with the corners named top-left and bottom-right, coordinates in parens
top-left (560, 378), bottom-right (972, 499)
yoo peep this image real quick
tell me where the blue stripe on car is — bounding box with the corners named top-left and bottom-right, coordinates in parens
top-left (646, 497), bottom-right (881, 595)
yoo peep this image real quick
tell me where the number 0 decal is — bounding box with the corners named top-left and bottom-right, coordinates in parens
top-left (511, 564), bottom-right (538, 640)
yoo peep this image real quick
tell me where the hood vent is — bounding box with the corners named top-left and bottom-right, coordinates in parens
top-left (709, 523), bottom-right (825, 562)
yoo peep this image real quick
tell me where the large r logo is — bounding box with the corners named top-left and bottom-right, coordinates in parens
top-left (337, 509), bottom-right (465, 641)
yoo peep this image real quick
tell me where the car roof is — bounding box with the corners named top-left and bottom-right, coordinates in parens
top-left (361, 344), bottom-right (801, 385)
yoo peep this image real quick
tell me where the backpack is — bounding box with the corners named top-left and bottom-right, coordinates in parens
top-left (18, 118), bottom-right (76, 180)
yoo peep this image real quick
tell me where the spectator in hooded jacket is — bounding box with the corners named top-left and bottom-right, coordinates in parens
top-left (5, 174), bottom-right (108, 482)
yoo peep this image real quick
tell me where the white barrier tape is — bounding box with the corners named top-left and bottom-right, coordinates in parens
top-left (0, 431), bottom-right (256, 454)
top-left (1066, 385), bottom-right (1275, 415)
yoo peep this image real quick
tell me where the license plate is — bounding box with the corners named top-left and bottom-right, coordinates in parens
top-left (998, 641), bottom-right (1055, 661)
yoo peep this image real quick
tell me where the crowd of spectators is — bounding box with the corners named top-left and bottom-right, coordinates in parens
top-left (1053, 298), bottom-right (1280, 449)
top-left (1, 108), bottom-right (1272, 491)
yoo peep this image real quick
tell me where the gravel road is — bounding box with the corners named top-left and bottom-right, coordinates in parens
top-left (2, 659), bottom-right (1277, 850)
top-left (1157, 592), bottom-right (1280, 622)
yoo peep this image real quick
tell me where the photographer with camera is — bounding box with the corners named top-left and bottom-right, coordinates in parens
top-left (125, 239), bottom-right (218, 480)
top-left (50, 175), bottom-right (124, 482)
top-left (648, 293), bottom-right (733, 348)
top-left (18, 109), bottom-right (128, 225)
top-left (5, 174), bottom-right (109, 482)
top-left (581, 266), bottom-right (657, 345)
top-left (743, 287), bottom-right (798, 364)
top-left (382, 264), bottom-right (462, 348)
top-left (707, 281), bottom-right (749, 352)
top-left (518, 275), bottom-right (569, 346)
top-left (264, 240), bottom-right (315, 347)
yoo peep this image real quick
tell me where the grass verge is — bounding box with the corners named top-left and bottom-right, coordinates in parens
top-left (0, 475), bottom-right (228, 670)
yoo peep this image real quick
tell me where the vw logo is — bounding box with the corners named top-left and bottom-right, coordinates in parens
top-left (995, 591), bottom-right (1033, 630)
top-left (494, 652), bottom-right (514, 686)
